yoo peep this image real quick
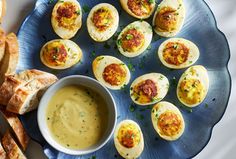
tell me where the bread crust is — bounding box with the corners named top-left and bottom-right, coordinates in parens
top-left (0, 69), bottom-right (51, 106)
top-left (6, 73), bottom-right (57, 114)
top-left (0, 27), bottom-right (5, 62)
top-left (0, 109), bottom-right (30, 151)
top-left (0, 33), bottom-right (19, 84)
top-left (0, 0), bottom-right (6, 23)
top-left (2, 130), bottom-right (27, 159)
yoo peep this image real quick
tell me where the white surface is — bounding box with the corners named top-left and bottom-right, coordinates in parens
top-left (1, 0), bottom-right (235, 158)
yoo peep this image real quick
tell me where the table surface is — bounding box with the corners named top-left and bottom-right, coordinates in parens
top-left (2, 0), bottom-right (235, 159)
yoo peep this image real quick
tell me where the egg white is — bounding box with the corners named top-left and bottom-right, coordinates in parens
top-left (130, 73), bottom-right (169, 106)
top-left (120, 0), bottom-right (156, 19)
top-left (51, 0), bottom-right (82, 39)
top-left (158, 38), bottom-right (200, 69)
top-left (177, 65), bottom-right (209, 107)
top-left (117, 21), bottom-right (153, 58)
top-left (92, 55), bottom-right (131, 90)
top-left (87, 3), bottom-right (119, 42)
top-left (152, 0), bottom-right (185, 37)
top-left (40, 39), bottom-right (82, 69)
top-left (114, 120), bottom-right (144, 159)
top-left (151, 101), bottom-right (185, 141)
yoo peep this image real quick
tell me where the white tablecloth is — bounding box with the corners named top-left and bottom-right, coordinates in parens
top-left (2, 0), bottom-right (235, 158)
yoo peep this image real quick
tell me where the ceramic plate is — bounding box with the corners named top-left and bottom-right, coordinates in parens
top-left (17, 0), bottom-right (231, 158)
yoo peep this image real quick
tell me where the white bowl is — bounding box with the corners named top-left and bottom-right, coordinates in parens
top-left (37, 75), bottom-right (117, 155)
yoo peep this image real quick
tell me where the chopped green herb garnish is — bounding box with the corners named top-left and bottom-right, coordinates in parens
top-left (126, 34), bottom-right (133, 40)
top-left (117, 39), bottom-right (122, 46)
top-left (205, 104), bottom-right (209, 108)
top-left (92, 156), bottom-right (96, 159)
top-left (129, 104), bottom-right (136, 112)
top-left (148, 0), bottom-right (155, 3)
top-left (48, 0), bottom-right (54, 4)
top-left (173, 44), bottom-right (178, 49)
top-left (147, 45), bottom-right (152, 50)
top-left (104, 42), bottom-right (111, 49)
top-left (127, 60), bottom-right (135, 72)
top-left (180, 105), bottom-right (193, 113)
top-left (135, 113), bottom-right (144, 120)
top-left (91, 51), bottom-right (96, 57)
top-left (171, 77), bottom-right (177, 87)
top-left (97, 56), bottom-right (104, 61)
top-left (82, 5), bottom-right (90, 13)
top-left (75, 10), bottom-right (80, 15)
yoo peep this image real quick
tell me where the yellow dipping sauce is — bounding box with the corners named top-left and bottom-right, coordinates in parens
top-left (46, 85), bottom-right (108, 149)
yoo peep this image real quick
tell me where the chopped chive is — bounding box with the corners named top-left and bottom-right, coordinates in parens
top-left (129, 104), bottom-right (136, 112)
top-left (104, 42), bottom-right (111, 49)
top-left (82, 5), bottom-right (90, 13)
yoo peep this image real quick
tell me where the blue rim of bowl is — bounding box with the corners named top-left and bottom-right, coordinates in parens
top-left (17, 0), bottom-right (232, 158)
top-left (37, 75), bottom-right (117, 155)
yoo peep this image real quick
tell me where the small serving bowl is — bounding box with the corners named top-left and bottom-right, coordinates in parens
top-left (37, 75), bottom-right (117, 155)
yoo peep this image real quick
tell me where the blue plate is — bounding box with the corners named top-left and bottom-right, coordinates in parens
top-left (17, 0), bottom-right (231, 158)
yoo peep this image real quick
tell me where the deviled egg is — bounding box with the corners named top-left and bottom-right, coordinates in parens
top-left (51, 0), bottom-right (82, 39)
top-left (114, 120), bottom-right (144, 159)
top-left (158, 38), bottom-right (200, 69)
top-left (117, 21), bottom-right (153, 58)
top-left (130, 73), bottom-right (169, 106)
top-left (151, 101), bottom-right (185, 141)
top-left (92, 55), bottom-right (131, 90)
top-left (40, 39), bottom-right (82, 69)
top-left (177, 65), bottom-right (209, 107)
top-left (87, 3), bottom-right (119, 42)
top-left (120, 0), bottom-right (156, 19)
top-left (152, 0), bottom-right (185, 37)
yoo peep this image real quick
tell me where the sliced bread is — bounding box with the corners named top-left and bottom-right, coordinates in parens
top-left (0, 27), bottom-right (5, 62)
top-left (0, 33), bottom-right (19, 84)
top-left (7, 73), bottom-right (57, 114)
top-left (0, 109), bottom-right (29, 151)
top-left (2, 130), bottom-right (26, 159)
top-left (0, 69), bottom-right (51, 106)
top-left (0, 0), bottom-right (6, 23)
top-left (0, 142), bottom-right (7, 159)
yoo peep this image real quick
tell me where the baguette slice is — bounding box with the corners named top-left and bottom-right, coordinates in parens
top-left (0, 33), bottom-right (19, 84)
top-left (2, 130), bottom-right (27, 159)
top-left (0, 69), bottom-right (52, 106)
top-left (0, 109), bottom-right (29, 151)
top-left (0, 27), bottom-right (5, 62)
top-left (7, 74), bottom-right (57, 114)
top-left (0, 142), bottom-right (7, 159)
top-left (0, 0), bottom-right (6, 23)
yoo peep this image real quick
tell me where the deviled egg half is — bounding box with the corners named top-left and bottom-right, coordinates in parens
top-left (177, 65), bottom-right (209, 107)
top-left (120, 0), bottom-right (156, 19)
top-left (114, 120), bottom-right (144, 159)
top-left (117, 21), bottom-right (153, 58)
top-left (158, 38), bottom-right (200, 69)
top-left (40, 39), bottom-right (82, 69)
top-left (92, 55), bottom-right (131, 90)
top-left (130, 73), bottom-right (169, 106)
top-left (151, 101), bottom-right (185, 141)
top-left (87, 3), bottom-right (119, 42)
top-left (153, 0), bottom-right (185, 37)
top-left (51, 0), bottom-right (82, 39)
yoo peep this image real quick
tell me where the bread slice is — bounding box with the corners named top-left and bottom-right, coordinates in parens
top-left (0, 0), bottom-right (6, 23)
top-left (0, 27), bottom-right (5, 63)
top-left (0, 33), bottom-right (19, 84)
top-left (0, 69), bottom-right (51, 106)
top-left (0, 109), bottom-right (29, 151)
top-left (0, 142), bottom-right (7, 159)
top-left (2, 130), bottom-right (26, 159)
top-left (7, 73), bottom-right (57, 114)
